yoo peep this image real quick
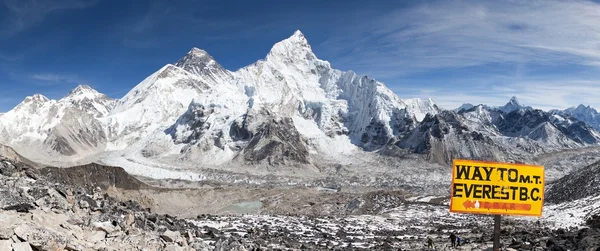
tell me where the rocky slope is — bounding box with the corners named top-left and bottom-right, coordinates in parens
top-left (546, 159), bottom-right (600, 204)
top-left (0, 154), bottom-right (599, 251)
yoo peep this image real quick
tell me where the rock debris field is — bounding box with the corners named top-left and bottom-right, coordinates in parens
top-left (0, 157), bottom-right (599, 250)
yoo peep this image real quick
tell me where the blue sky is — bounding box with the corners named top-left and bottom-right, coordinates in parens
top-left (2, 0), bottom-right (600, 112)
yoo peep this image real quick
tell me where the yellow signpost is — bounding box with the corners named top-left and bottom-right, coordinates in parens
top-left (450, 159), bottom-right (545, 216)
top-left (449, 159), bottom-right (545, 250)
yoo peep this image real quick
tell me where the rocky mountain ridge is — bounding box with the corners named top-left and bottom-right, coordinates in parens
top-left (551, 104), bottom-right (600, 132)
top-left (396, 98), bottom-right (600, 164)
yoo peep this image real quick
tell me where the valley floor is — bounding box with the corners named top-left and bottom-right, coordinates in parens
top-left (0, 146), bottom-right (600, 250)
top-left (2, 147), bottom-right (600, 250)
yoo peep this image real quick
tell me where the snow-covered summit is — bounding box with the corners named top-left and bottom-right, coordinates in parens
top-left (455, 103), bottom-right (474, 112)
top-left (402, 98), bottom-right (440, 122)
top-left (65, 85), bottom-right (105, 99)
top-left (61, 85), bottom-right (115, 117)
top-left (12, 94), bottom-right (54, 114)
top-left (552, 104), bottom-right (600, 131)
top-left (457, 96), bottom-right (532, 114)
top-left (23, 94), bottom-right (50, 104)
top-left (499, 96), bottom-right (532, 113)
top-left (266, 30), bottom-right (313, 63)
top-left (174, 47), bottom-right (232, 85)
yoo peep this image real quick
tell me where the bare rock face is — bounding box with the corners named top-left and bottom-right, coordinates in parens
top-left (396, 111), bottom-right (511, 165)
top-left (12, 242), bottom-right (33, 251)
top-left (0, 240), bottom-right (11, 250)
top-left (42, 109), bottom-right (108, 156)
top-left (547, 160), bottom-right (600, 203)
top-left (37, 163), bottom-right (149, 190)
top-left (242, 117), bottom-right (310, 165)
top-left (166, 103), bottom-right (219, 145)
top-left (160, 230), bottom-right (181, 242)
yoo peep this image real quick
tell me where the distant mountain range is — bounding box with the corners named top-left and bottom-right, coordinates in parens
top-left (0, 30), bottom-right (599, 179)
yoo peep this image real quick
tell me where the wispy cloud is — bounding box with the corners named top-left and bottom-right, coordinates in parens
top-left (30, 73), bottom-right (87, 85)
top-left (321, 0), bottom-right (600, 77)
top-left (0, 0), bottom-right (97, 36)
top-left (401, 77), bottom-right (600, 111)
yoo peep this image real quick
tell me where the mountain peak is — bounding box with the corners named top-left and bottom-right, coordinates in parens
top-left (68, 84), bottom-right (96, 94)
top-left (64, 84), bottom-right (105, 101)
top-left (188, 47), bottom-right (209, 57)
top-left (13, 94), bottom-right (51, 110)
top-left (175, 47), bottom-right (229, 79)
top-left (24, 94), bottom-right (50, 103)
top-left (500, 96), bottom-right (531, 113)
top-left (266, 30), bottom-right (315, 63)
top-left (455, 103), bottom-right (475, 112)
top-left (292, 30), bottom-right (305, 39)
top-left (574, 104), bottom-right (595, 112)
top-left (508, 96), bottom-right (521, 105)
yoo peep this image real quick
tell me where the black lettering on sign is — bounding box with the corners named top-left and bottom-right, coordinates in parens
top-left (472, 184), bottom-right (482, 199)
top-left (456, 165), bottom-right (471, 180)
top-left (532, 175), bottom-right (542, 185)
top-left (508, 169), bottom-right (519, 182)
top-left (453, 183), bottom-right (542, 202)
top-left (482, 184), bottom-right (491, 199)
top-left (509, 186), bottom-right (519, 200)
top-left (531, 188), bottom-right (540, 201)
top-left (455, 165), bottom-right (498, 181)
top-left (472, 166), bottom-right (484, 181)
top-left (519, 187), bottom-right (528, 201)
top-left (500, 186), bottom-right (509, 200)
top-left (482, 166), bottom-right (494, 181)
top-left (453, 183), bottom-right (463, 197)
top-left (464, 184), bottom-right (474, 197)
top-left (497, 168), bottom-right (507, 181)
top-left (490, 185), bottom-right (499, 199)
top-left (519, 175), bottom-right (531, 184)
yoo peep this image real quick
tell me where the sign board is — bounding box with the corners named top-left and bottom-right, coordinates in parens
top-left (450, 159), bottom-right (545, 217)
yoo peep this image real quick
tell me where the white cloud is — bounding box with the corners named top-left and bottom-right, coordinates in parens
top-left (30, 73), bottom-right (86, 84)
top-left (322, 0), bottom-right (600, 76)
top-left (317, 0), bottom-right (600, 111)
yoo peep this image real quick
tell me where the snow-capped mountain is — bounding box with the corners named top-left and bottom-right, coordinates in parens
top-left (455, 103), bottom-right (475, 112)
top-left (0, 87), bottom-right (115, 162)
top-left (0, 31), bottom-right (440, 168)
top-left (498, 96), bottom-right (532, 113)
top-left (0, 30), bottom-right (599, 175)
top-left (551, 104), bottom-right (600, 131)
top-left (455, 96), bottom-right (532, 113)
top-left (397, 97), bottom-right (600, 164)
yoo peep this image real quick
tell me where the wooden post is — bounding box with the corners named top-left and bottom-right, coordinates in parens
top-left (493, 215), bottom-right (501, 251)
